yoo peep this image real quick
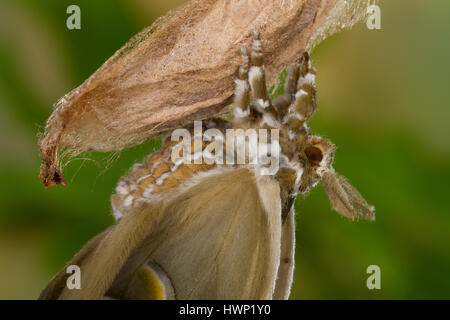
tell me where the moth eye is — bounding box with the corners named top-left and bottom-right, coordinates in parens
top-left (305, 146), bottom-right (323, 166)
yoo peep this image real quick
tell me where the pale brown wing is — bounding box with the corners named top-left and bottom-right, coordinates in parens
top-left (47, 168), bottom-right (283, 300)
top-left (38, 227), bottom-right (112, 300)
top-left (108, 168), bottom-right (283, 300)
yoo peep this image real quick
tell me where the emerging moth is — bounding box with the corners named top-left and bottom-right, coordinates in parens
top-left (39, 31), bottom-right (374, 300)
top-left (37, 0), bottom-right (374, 188)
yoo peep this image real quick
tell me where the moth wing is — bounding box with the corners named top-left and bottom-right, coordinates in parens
top-left (51, 168), bottom-right (282, 299)
top-left (39, 224), bottom-right (170, 300)
top-left (322, 171), bottom-right (375, 221)
top-left (272, 207), bottom-right (295, 299)
top-left (111, 168), bottom-right (283, 300)
top-left (55, 199), bottom-right (165, 299)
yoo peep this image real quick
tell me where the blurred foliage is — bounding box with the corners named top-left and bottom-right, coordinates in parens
top-left (0, 0), bottom-right (449, 299)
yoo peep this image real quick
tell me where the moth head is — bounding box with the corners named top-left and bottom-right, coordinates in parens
top-left (304, 136), bottom-right (335, 170)
top-left (297, 136), bottom-right (334, 192)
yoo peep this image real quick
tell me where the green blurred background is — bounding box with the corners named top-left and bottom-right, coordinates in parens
top-left (0, 0), bottom-right (449, 299)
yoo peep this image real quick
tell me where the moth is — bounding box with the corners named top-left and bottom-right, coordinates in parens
top-left (39, 31), bottom-right (374, 300)
top-left (37, 0), bottom-right (374, 188)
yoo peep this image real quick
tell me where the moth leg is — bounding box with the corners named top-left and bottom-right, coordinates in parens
top-left (233, 30), bottom-right (279, 129)
top-left (282, 53), bottom-right (317, 132)
top-left (247, 30), bottom-right (279, 128)
top-left (233, 47), bottom-right (251, 121)
top-left (272, 63), bottom-right (300, 119)
top-left (248, 30), bottom-right (267, 102)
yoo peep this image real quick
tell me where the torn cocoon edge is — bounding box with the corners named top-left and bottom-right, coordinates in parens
top-left (307, 0), bottom-right (377, 51)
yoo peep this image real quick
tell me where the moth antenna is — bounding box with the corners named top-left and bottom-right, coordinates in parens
top-left (322, 169), bottom-right (376, 221)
